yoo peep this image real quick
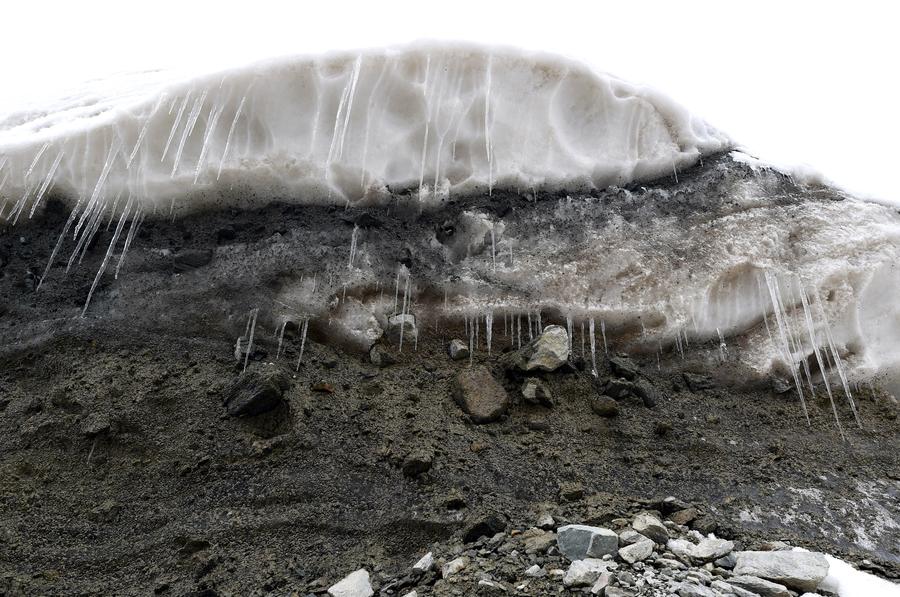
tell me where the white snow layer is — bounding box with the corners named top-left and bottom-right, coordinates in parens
top-left (0, 43), bottom-right (729, 215)
top-left (820, 555), bottom-right (900, 597)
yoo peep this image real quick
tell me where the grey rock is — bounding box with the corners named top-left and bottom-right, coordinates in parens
top-left (728, 575), bottom-right (791, 597)
top-left (81, 412), bottom-right (111, 436)
top-left (618, 529), bottom-right (651, 546)
top-left (173, 248), bottom-right (213, 272)
top-left (449, 339), bottom-right (470, 360)
top-left (222, 366), bottom-right (289, 417)
top-left (692, 537), bottom-right (734, 563)
top-left (714, 553), bottom-right (737, 569)
top-left (412, 552), bottom-right (434, 572)
top-left (682, 372), bottom-right (715, 392)
top-left (536, 513), bottom-right (555, 530)
top-left (401, 450), bottom-right (433, 478)
top-left (563, 558), bottom-right (609, 587)
top-left (733, 551), bottom-right (829, 592)
top-left (591, 395), bottom-right (620, 417)
top-left (711, 580), bottom-right (758, 597)
top-left (441, 556), bottom-right (469, 578)
top-left (519, 528), bottom-right (556, 554)
top-left (521, 378), bottom-right (553, 407)
top-left (452, 366), bottom-right (510, 423)
top-left (557, 524), bottom-right (619, 561)
top-left (633, 514), bottom-right (668, 544)
top-left (609, 356), bottom-right (639, 380)
top-left (526, 325), bottom-right (570, 371)
top-left (327, 569), bottom-right (374, 597)
top-left (632, 377), bottom-right (661, 407)
top-left (667, 538), bottom-right (696, 561)
top-left (670, 507), bottom-right (699, 526)
top-left (619, 539), bottom-right (654, 564)
top-left (676, 582), bottom-right (717, 597)
top-left (386, 314), bottom-right (417, 345)
top-left (606, 587), bottom-right (636, 597)
top-left (524, 564), bottom-right (545, 578)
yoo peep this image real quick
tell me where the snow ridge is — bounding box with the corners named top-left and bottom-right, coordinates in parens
top-left (0, 43), bottom-right (730, 217)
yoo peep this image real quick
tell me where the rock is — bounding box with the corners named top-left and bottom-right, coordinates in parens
top-left (714, 553), bottom-right (737, 569)
top-left (631, 377), bottom-right (661, 407)
top-left (557, 525), bottom-right (619, 561)
top-left (452, 367), bottom-right (510, 423)
top-left (521, 378), bottom-right (553, 407)
top-left (669, 507), bottom-right (698, 526)
top-left (526, 325), bottom-right (570, 371)
top-left (222, 366), bottom-right (289, 417)
top-left (401, 450), bottom-right (433, 478)
top-left (368, 344), bottom-right (397, 367)
top-left (476, 579), bottom-right (507, 594)
top-left (727, 575), bottom-right (791, 597)
top-left (618, 539), bottom-right (654, 563)
top-left (558, 481), bottom-right (584, 502)
top-left (733, 551), bottom-right (829, 592)
top-left (463, 514), bottom-right (505, 543)
top-left (327, 569), bottom-right (373, 597)
top-left (609, 356), bottom-right (639, 380)
top-left (690, 514), bottom-right (718, 535)
top-left (334, 298), bottom-right (383, 352)
top-left (606, 588), bottom-right (636, 597)
top-left (667, 538), bottom-right (696, 562)
top-left (656, 557), bottom-right (686, 570)
top-left (658, 496), bottom-right (692, 513)
top-left (400, 592), bottom-right (418, 597)
top-left (173, 248), bottom-right (213, 272)
top-left (604, 378), bottom-right (635, 399)
top-left (618, 529), bottom-right (650, 546)
top-left (711, 580), bottom-right (759, 597)
top-left (441, 556), bottom-right (468, 578)
top-left (81, 412), bottom-right (111, 436)
top-left (412, 552), bottom-right (434, 572)
top-left (692, 537), bottom-right (734, 563)
top-left (519, 528), bottom-right (556, 554)
top-left (632, 514), bottom-right (668, 544)
top-left (682, 372), bottom-right (715, 392)
top-left (536, 513), bottom-right (555, 530)
top-left (448, 339), bottom-right (470, 360)
top-left (771, 376), bottom-right (792, 394)
top-left (676, 582), bottom-right (717, 597)
top-left (386, 314), bottom-right (418, 345)
top-left (591, 395), bottom-right (619, 417)
top-left (590, 571), bottom-right (612, 595)
top-left (563, 558), bottom-right (608, 587)
top-left (524, 564), bottom-right (545, 578)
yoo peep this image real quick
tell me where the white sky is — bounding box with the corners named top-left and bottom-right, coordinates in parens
top-left (2, 0), bottom-right (897, 203)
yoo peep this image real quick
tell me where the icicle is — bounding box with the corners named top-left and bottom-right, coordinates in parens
top-left (38, 195), bottom-right (85, 290)
top-left (818, 302), bottom-right (861, 428)
top-left (295, 317), bottom-right (310, 370)
top-left (217, 95), bottom-right (246, 180)
top-left (275, 318), bottom-right (287, 359)
top-left (764, 271), bottom-right (810, 425)
top-left (716, 327), bottom-right (727, 362)
top-left (399, 274), bottom-right (410, 352)
top-left (517, 314), bottom-right (522, 349)
top-left (581, 321), bottom-right (585, 358)
top-left (105, 190), bottom-right (124, 231)
top-left (484, 54), bottom-right (494, 196)
top-left (29, 151), bottom-right (63, 218)
top-left (25, 142), bottom-right (50, 178)
top-left (243, 308), bottom-right (259, 373)
top-left (392, 269), bottom-right (401, 314)
top-left (566, 315), bottom-right (573, 358)
top-left (115, 207), bottom-right (143, 279)
top-left (194, 100), bottom-right (224, 183)
top-left (81, 197), bottom-right (133, 316)
top-left (348, 224), bottom-right (360, 269)
top-left (162, 92), bottom-right (192, 161)
top-left (589, 318), bottom-right (598, 377)
top-left (171, 90), bottom-right (208, 176)
top-left (527, 312), bottom-right (533, 340)
top-left (485, 312), bottom-right (493, 356)
top-left (601, 320), bottom-right (608, 355)
top-left (799, 285), bottom-right (845, 439)
top-left (490, 228), bottom-right (496, 271)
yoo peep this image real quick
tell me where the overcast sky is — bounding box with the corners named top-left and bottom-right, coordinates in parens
top-left (2, 0), bottom-right (897, 203)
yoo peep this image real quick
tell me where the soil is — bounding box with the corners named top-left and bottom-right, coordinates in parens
top-left (0, 157), bottom-right (898, 596)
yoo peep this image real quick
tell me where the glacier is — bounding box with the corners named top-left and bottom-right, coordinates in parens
top-left (1, 43), bottom-right (899, 421)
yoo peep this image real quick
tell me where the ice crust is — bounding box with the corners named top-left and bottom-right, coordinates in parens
top-left (0, 43), bottom-right (729, 214)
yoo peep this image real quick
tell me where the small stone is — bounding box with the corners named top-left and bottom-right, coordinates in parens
top-left (666, 538), bottom-right (696, 561)
top-left (536, 513), bottom-right (555, 530)
top-left (733, 551), bottom-right (829, 592)
top-left (714, 552), bottom-right (737, 569)
top-left (632, 378), bottom-right (661, 407)
top-left (401, 450), bottom-right (433, 478)
top-left (728, 575), bottom-right (791, 597)
top-left (605, 587), bottom-right (636, 597)
top-left (559, 481), bottom-right (584, 502)
top-left (449, 339), bottom-right (470, 360)
top-left (526, 325), bottom-right (570, 371)
top-left (463, 515), bottom-right (505, 543)
top-left (333, 298), bottom-right (383, 352)
top-left (609, 356), bottom-right (639, 380)
top-left (618, 529), bottom-right (650, 547)
top-left (711, 580), bottom-right (758, 597)
top-left (519, 528), bottom-right (556, 554)
top-left (524, 564), bottom-right (545, 578)
top-left (222, 366), bottom-right (290, 416)
top-left (413, 552), bottom-right (434, 571)
top-left (676, 582), bottom-right (717, 597)
top-left (557, 524), bottom-right (619, 561)
top-left (669, 507), bottom-right (698, 526)
top-left (441, 556), bottom-right (469, 578)
top-left (632, 514), bottom-right (668, 544)
top-left (682, 372), bottom-right (715, 392)
top-left (81, 412), bottom-right (111, 436)
top-left (619, 539), bottom-right (654, 564)
top-left (690, 515), bottom-right (718, 535)
top-left (590, 571), bottom-right (612, 595)
top-left (563, 558), bottom-right (608, 587)
top-left (452, 366), bottom-right (510, 423)
top-left (327, 569), bottom-right (373, 597)
top-left (591, 395), bottom-right (619, 417)
top-left (521, 378), bottom-right (553, 407)
top-left (173, 248), bottom-right (213, 272)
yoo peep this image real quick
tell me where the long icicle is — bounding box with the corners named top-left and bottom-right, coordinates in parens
top-left (82, 197), bottom-right (133, 316)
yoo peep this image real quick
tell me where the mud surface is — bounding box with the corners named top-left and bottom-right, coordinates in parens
top-left (1, 157), bottom-right (898, 595)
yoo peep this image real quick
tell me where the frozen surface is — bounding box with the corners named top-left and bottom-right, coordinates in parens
top-left (820, 554), bottom-right (900, 597)
top-left (0, 43), bottom-right (729, 216)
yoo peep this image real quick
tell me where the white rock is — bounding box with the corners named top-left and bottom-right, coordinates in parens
top-left (676, 582), bottom-right (717, 597)
top-left (692, 537), bottom-right (734, 563)
top-left (733, 551), bottom-right (829, 592)
top-left (536, 513), bottom-right (555, 529)
top-left (327, 569), bottom-right (374, 597)
top-left (618, 528), bottom-right (651, 546)
top-left (526, 325), bottom-right (569, 371)
top-left (728, 574), bottom-right (790, 597)
top-left (590, 571), bottom-right (612, 595)
top-left (619, 539), bottom-right (654, 563)
top-left (448, 339), bottom-right (469, 360)
top-left (667, 538), bottom-right (697, 561)
top-left (413, 551), bottom-right (434, 572)
top-left (400, 592), bottom-right (418, 597)
top-left (387, 313), bottom-right (417, 345)
top-left (334, 298), bottom-right (383, 351)
top-left (563, 558), bottom-right (608, 587)
top-left (441, 556), bottom-right (469, 578)
top-left (524, 564), bottom-right (545, 578)
top-left (557, 524), bottom-right (619, 561)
